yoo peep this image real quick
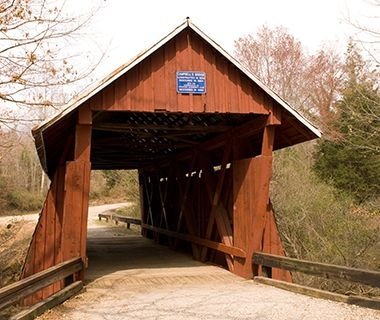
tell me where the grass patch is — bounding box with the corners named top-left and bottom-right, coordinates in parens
top-left (114, 204), bottom-right (140, 218)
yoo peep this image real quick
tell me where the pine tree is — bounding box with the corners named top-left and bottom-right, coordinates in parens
top-left (314, 43), bottom-right (380, 203)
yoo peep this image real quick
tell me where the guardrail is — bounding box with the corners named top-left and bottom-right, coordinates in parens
top-left (0, 257), bottom-right (83, 319)
top-left (98, 213), bottom-right (141, 229)
top-left (253, 252), bottom-right (380, 309)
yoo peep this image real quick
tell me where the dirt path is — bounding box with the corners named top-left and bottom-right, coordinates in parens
top-left (0, 203), bottom-right (130, 288)
top-left (37, 212), bottom-right (380, 320)
top-left (0, 202), bottom-right (130, 226)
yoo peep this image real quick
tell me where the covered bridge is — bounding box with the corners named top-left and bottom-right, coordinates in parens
top-left (23, 19), bottom-right (320, 301)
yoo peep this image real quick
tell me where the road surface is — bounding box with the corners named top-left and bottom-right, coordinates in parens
top-left (35, 204), bottom-right (380, 320)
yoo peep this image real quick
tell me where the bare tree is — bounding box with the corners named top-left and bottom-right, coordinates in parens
top-left (347, 0), bottom-right (380, 66)
top-left (0, 0), bottom-right (100, 121)
top-left (234, 25), bottom-right (344, 134)
top-left (303, 49), bottom-right (343, 134)
top-left (234, 26), bottom-right (306, 106)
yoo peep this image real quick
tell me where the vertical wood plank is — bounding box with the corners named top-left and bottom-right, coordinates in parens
top-left (42, 174), bottom-right (57, 298)
top-left (142, 56), bottom-right (154, 111)
top-left (164, 38), bottom-right (177, 110)
top-left (115, 75), bottom-right (126, 108)
top-left (202, 42), bottom-right (216, 112)
top-left (188, 31), bottom-right (205, 112)
top-left (176, 30), bottom-right (191, 112)
top-left (138, 170), bottom-right (147, 236)
top-left (79, 161), bottom-right (91, 275)
top-left (54, 165), bottom-right (65, 291)
top-left (151, 48), bottom-right (166, 108)
top-left (262, 205), bottom-right (293, 282)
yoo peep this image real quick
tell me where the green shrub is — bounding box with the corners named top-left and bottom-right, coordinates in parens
top-left (6, 190), bottom-right (43, 211)
top-left (90, 170), bottom-right (140, 204)
top-left (272, 143), bottom-right (380, 294)
top-left (115, 204), bottom-right (140, 218)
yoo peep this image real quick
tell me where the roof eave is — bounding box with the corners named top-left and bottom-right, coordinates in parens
top-left (33, 19), bottom-right (191, 137)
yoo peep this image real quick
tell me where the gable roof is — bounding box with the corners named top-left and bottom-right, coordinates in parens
top-left (33, 18), bottom-right (322, 175)
top-left (33, 18), bottom-right (321, 138)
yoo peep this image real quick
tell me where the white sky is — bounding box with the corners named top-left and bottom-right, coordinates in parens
top-left (65, 0), bottom-right (377, 89)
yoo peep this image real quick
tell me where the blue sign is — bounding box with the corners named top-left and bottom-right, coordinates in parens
top-left (176, 71), bottom-right (206, 94)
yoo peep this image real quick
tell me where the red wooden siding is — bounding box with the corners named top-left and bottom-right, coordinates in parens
top-left (90, 30), bottom-right (269, 115)
top-left (262, 207), bottom-right (292, 282)
top-left (22, 165), bottom-right (66, 303)
top-left (22, 161), bottom-right (91, 302)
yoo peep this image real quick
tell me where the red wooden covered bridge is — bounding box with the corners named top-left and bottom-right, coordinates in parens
top-left (23, 19), bottom-right (320, 301)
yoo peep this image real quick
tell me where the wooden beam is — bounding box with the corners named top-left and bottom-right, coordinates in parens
top-left (254, 277), bottom-right (380, 310)
top-left (284, 114), bottom-right (314, 140)
top-left (143, 175), bottom-right (155, 226)
top-left (261, 204), bottom-right (293, 282)
top-left (266, 98), bottom-right (282, 125)
top-left (173, 159), bottom-right (201, 259)
top-left (200, 144), bottom-right (232, 263)
top-left (233, 121), bottom-right (275, 279)
top-left (176, 155), bottom-right (198, 232)
top-left (253, 252), bottom-right (380, 288)
top-left (0, 258), bottom-right (82, 311)
top-left (77, 102), bottom-right (92, 125)
top-left (145, 115), bottom-right (269, 170)
top-left (93, 123), bottom-right (231, 132)
top-left (74, 104), bottom-right (92, 161)
top-left (10, 281), bottom-right (83, 320)
top-left (158, 178), bottom-right (169, 230)
top-left (61, 161), bottom-right (91, 281)
top-left (138, 171), bottom-right (147, 237)
top-left (142, 224), bottom-right (246, 258)
top-left (261, 125), bottom-right (275, 156)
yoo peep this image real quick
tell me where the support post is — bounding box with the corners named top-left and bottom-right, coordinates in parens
top-left (232, 125), bottom-right (276, 279)
top-left (21, 104), bottom-right (92, 303)
top-left (63, 104), bottom-right (92, 280)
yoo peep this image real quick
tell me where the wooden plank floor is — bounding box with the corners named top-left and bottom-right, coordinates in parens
top-left (85, 233), bottom-right (241, 287)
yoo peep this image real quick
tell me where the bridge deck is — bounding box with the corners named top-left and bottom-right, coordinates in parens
top-left (36, 207), bottom-right (380, 320)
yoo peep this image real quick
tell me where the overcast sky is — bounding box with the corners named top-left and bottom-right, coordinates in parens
top-left (65, 0), bottom-right (377, 88)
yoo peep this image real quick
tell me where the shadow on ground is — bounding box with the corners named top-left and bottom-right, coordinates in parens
top-left (85, 225), bottom-right (207, 284)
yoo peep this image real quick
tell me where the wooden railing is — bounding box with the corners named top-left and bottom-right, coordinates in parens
top-left (142, 224), bottom-right (246, 258)
top-left (98, 213), bottom-right (141, 229)
top-left (253, 252), bottom-right (380, 309)
top-left (0, 257), bottom-right (83, 319)
top-left (98, 214), bottom-right (246, 258)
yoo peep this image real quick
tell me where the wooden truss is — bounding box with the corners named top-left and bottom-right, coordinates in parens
top-left (140, 114), bottom-right (290, 279)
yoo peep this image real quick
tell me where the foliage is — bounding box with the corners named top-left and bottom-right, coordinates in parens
top-left (90, 170), bottom-right (140, 205)
top-left (272, 143), bottom-right (380, 292)
top-left (314, 43), bottom-right (380, 202)
top-left (115, 204), bottom-right (140, 219)
top-left (0, 133), bottom-right (47, 214)
top-left (6, 189), bottom-right (43, 211)
top-left (237, 26), bottom-right (380, 294)
top-left (102, 170), bottom-right (122, 189)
